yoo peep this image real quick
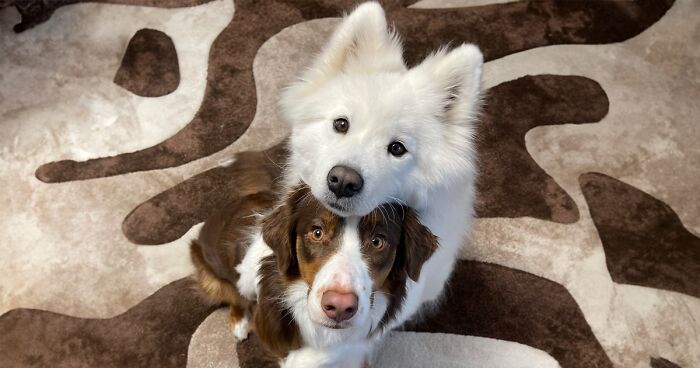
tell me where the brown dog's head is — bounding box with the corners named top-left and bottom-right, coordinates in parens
top-left (258, 184), bottom-right (438, 341)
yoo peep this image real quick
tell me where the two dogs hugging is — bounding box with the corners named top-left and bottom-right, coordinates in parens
top-left (190, 2), bottom-right (484, 367)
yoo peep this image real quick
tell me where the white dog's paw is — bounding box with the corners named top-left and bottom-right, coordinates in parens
top-left (231, 316), bottom-right (251, 341)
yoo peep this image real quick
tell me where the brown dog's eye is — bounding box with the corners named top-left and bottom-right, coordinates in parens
top-left (311, 228), bottom-right (324, 240)
top-left (388, 141), bottom-right (407, 157)
top-left (333, 118), bottom-right (349, 133)
top-left (370, 236), bottom-right (385, 250)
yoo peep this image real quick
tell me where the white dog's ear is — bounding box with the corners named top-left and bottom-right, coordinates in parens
top-left (411, 44), bottom-right (484, 128)
top-left (279, 2), bottom-right (403, 126)
top-left (282, 2), bottom-right (403, 102)
top-left (311, 2), bottom-right (404, 79)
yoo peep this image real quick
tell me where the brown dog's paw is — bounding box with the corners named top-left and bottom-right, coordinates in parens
top-left (231, 316), bottom-right (251, 341)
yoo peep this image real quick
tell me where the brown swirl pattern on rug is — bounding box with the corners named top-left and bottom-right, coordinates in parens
top-left (34, 0), bottom-right (672, 183)
top-left (0, 278), bottom-right (217, 368)
top-left (123, 74), bottom-right (607, 245)
top-left (235, 260), bottom-right (613, 368)
top-left (114, 28), bottom-right (180, 97)
top-left (410, 261), bottom-right (613, 368)
top-left (650, 357), bottom-right (683, 368)
top-left (3, 261), bottom-right (604, 368)
top-left (474, 74), bottom-right (607, 223)
top-left (12, 0), bottom-right (216, 32)
top-left (580, 172), bottom-right (700, 298)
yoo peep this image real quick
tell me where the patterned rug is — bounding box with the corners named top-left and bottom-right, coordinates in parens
top-left (1, 1), bottom-right (698, 367)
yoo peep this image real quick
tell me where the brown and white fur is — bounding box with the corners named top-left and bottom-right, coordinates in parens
top-left (192, 185), bottom-right (438, 367)
top-left (190, 191), bottom-right (276, 339)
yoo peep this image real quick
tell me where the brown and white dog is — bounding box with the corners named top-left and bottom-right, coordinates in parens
top-left (191, 185), bottom-right (438, 367)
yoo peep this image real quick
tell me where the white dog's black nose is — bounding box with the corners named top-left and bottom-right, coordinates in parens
top-left (327, 165), bottom-right (363, 198)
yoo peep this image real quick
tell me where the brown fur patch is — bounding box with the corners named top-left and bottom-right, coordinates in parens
top-left (375, 207), bottom-right (439, 331)
top-left (253, 255), bottom-right (303, 358)
top-left (191, 241), bottom-right (251, 326)
top-left (297, 232), bottom-right (336, 287)
top-left (261, 184), bottom-right (346, 284)
top-left (190, 240), bottom-right (241, 306)
top-left (359, 204), bottom-right (404, 291)
top-left (400, 209), bottom-right (439, 282)
top-left (190, 192), bottom-right (275, 327)
top-left (228, 303), bottom-right (247, 327)
top-left (295, 205), bottom-right (344, 287)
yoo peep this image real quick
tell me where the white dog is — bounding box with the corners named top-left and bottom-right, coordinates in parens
top-left (242, 2), bottom-right (483, 366)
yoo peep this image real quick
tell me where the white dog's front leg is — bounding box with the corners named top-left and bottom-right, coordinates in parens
top-left (281, 343), bottom-right (369, 368)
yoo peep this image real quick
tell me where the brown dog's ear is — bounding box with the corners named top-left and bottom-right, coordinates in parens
top-left (261, 200), bottom-right (296, 275)
top-left (254, 257), bottom-right (303, 357)
top-left (261, 186), bottom-right (310, 275)
top-left (401, 209), bottom-right (439, 282)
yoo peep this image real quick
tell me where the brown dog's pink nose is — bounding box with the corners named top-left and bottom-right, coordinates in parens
top-left (321, 290), bottom-right (358, 322)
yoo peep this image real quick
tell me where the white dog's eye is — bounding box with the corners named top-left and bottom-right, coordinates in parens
top-left (333, 118), bottom-right (349, 133)
top-left (388, 141), bottom-right (407, 157)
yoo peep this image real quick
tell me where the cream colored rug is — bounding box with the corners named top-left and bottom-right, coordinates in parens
top-left (0, 1), bottom-right (697, 367)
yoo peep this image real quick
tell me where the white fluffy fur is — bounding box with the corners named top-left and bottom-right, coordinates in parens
top-left (280, 3), bottom-right (482, 216)
top-left (276, 1), bottom-right (483, 366)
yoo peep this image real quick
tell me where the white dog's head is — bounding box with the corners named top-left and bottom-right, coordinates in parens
top-left (279, 2), bottom-right (484, 217)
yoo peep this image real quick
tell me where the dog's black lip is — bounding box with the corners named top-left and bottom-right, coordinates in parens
top-left (316, 320), bottom-right (350, 330)
top-left (327, 202), bottom-right (355, 217)
top-left (328, 202), bottom-right (346, 211)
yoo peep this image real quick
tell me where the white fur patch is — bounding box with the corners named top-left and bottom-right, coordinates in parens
top-left (231, 315), bottom-right (251, 341)
top-left (235, 231), bottom-right (272, 301)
